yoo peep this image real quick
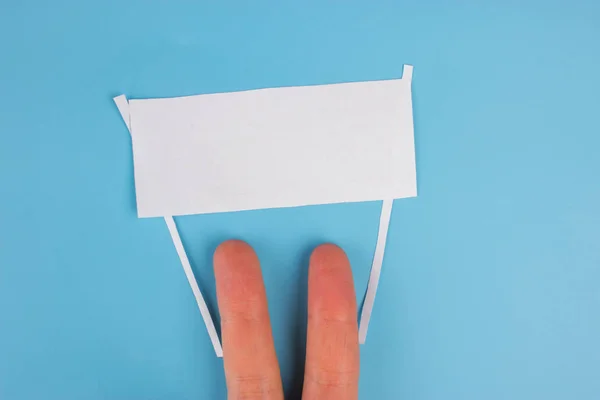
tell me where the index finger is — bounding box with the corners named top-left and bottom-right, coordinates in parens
top-left (214, 240), bottom-right (283, 400)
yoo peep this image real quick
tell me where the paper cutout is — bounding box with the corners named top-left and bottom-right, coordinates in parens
top-left (114, 96), bottom-right (223, 357)
top-left (127, 67), bottom-right (416, 218)
top-left (114, 64), bottom-right (416, 351)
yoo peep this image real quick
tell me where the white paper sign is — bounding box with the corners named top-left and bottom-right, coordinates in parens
top-left (125, 65), bottom-right (416, 218)
top-left (114, 64), bottom-right (417, 353)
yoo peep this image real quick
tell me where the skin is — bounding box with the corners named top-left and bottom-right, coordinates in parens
top-left (214, 240), bottom-right (359, 399)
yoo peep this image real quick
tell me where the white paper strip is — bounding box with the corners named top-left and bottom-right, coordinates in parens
top-left (358, 199), bottom-right (394, 344)
top-left (127, 65), bottom-right (416, 218)
top-left (113, 95), bottom-right (131, 131)
top-left (164, 216), bottom-right (223, 357)
top-left (114, 95), bottom-right (223, 357)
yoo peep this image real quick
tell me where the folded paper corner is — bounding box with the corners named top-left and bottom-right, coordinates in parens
top-left (402, 64), bottom-right (414, 82)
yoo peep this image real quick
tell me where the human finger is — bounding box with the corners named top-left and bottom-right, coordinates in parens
top-left (214, 240), bottom-right (283, 399)
top-left (302, 244), bottom-right (360, 400)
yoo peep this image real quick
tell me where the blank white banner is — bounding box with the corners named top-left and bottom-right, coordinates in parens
top-left (127, 65), bottom-right (416, 218)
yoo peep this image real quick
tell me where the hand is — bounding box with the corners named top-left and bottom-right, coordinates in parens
top-left (214, 240), bottom-right (360, 399)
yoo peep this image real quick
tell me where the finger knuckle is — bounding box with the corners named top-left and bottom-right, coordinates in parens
top-left (307, 367), bottom-right (358, 389)
top-left (221, 297), bottom-right (268, 325)
top-left (232, 375), bottom-right (277, 399)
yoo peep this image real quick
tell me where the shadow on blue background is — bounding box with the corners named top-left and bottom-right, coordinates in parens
top-left (1, 2), bottom-right (599, 399)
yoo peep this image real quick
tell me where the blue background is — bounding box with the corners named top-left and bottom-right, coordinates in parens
top-left (1, 1), bottom-right (599, 399)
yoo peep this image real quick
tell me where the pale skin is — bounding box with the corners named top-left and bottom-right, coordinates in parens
top-left (214, 240), bottom-right (360, 399)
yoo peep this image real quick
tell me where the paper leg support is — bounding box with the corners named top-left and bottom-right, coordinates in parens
top-left (164, 216), bottom-right (223, 357)
top-left (114, 95), bottom-right (223, 357)
top-left (358, 199), bottom-right (394, 344)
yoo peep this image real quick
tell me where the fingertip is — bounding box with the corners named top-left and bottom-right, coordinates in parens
top-left (214, 239), bottom-right (255, 258)
top-left (310, 243), bottom-right (349, 268)
top-left (310, 243), bottom-right (352, 281)
top-left (213, 240), bottom-right (263, 306)
top-left (213, 239), bottom-right (257, 271)
top-left (309, 243), bottom-right (357, 322)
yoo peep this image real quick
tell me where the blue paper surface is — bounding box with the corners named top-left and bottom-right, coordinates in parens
top-left (1, 2), bottom-right (599, 399)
